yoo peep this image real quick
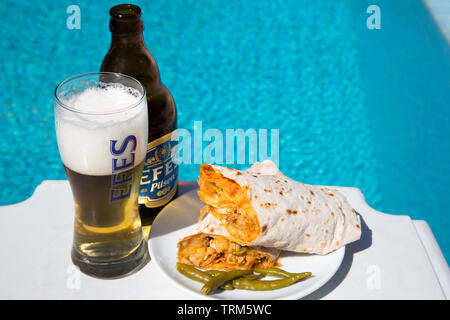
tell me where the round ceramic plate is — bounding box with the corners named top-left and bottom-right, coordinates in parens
top-left (148, 189), bottom-right (345, 300)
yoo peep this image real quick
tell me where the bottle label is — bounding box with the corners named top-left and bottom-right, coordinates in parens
top-left (138, 130), bottom-right (178, 208)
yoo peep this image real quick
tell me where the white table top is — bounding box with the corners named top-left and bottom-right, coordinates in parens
top-left (0, 180), bottom-right (448, 300)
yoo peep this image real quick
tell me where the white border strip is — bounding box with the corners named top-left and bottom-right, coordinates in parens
top-left (413, 220), bottom-right (450, 299)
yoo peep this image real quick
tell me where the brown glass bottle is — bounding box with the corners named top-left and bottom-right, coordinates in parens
top-left (100, 4), bottom-right (178, 226)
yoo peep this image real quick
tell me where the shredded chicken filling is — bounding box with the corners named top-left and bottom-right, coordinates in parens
top-left (177, 234), bottom-right (275, 271)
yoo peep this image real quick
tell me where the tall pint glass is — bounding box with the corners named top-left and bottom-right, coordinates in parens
top-left (54, 72), bottom-right (149, 278)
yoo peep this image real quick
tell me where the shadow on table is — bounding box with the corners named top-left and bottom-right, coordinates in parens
top-left (145, 182), bottom-right (201, 241)
top-left (301, 213), bottom-right (372, 300)
top-left (177, 181), bottom-right (199, 197)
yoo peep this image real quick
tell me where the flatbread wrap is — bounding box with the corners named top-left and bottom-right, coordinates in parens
top-left (196, 160), bottom-right (361, 255)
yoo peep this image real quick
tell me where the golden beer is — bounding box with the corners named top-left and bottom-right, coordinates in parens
top-left (66, 162), bottom-right (144, 260)
top-left (54, 72), bottom-right (149, 278)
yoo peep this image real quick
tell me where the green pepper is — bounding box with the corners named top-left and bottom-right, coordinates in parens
top-left (252, 267), bottom-right (294, 278)
top-left (242, 273), bottom-right (265, 280)
top-left (176, 262), bottom-right (212, 284)
top-left (200, 270), bottom-right (252, 295)
top-left (178, 267), bottom-right (232, 290)
top-left (205, 270), bottom-right (225, 277)
top-left (207, 269), bottom-right (263, 284)
top-left (177, 263), bottom-right (312, 294)
top-left (232, 272), bottom-right (312, 291)
top-left (205, 270), bottom-right (233, 290)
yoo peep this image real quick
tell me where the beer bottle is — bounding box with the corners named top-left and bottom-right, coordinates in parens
top-left (100, 4), bottom-right (178, 225)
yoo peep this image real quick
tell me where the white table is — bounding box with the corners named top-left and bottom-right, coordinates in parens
top-left (0, 180), bottom-right (448, 299)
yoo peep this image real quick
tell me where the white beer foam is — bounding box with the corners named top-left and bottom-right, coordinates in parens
top-left (55, 83), bottom-right (148, 176)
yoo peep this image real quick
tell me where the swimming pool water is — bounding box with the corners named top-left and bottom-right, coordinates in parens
top-left (0, 0), bottom-right (449, 261)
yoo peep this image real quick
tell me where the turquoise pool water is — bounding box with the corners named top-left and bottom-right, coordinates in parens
top-left (0, 0), bottom-right (449, 261)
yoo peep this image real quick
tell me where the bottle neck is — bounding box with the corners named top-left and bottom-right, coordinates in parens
top-left (110, 32), bottom-right (145, 47)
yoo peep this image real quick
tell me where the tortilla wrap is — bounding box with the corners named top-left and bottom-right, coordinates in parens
top-left (197, 160), bottom-right (361, 255)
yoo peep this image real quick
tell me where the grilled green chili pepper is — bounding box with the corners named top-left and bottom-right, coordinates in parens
top-left (201, 270), bottom-right (251, 295)
top-left (177, 268), bottom-right (233, 290)
top-left (207, 270), bottom-right (263, 279)
top-left (232, 272), bottom-right (312, 291)
top-left (205, 270), bottom-right (225, 277)
top-left (205, 270), bottom-right (233, 290)
top-left (242, 273), bottom-right (265, 280)
top-left (178, 263), bottom-right (311, 294)
top-left (176, 262), bottom-right (212, 284)
top-left (221, 282), bottom-right (234, 290)
top-left (252, 267), bottom-right (294, 278)
top-left (207, 270), bottom-right (263, 286)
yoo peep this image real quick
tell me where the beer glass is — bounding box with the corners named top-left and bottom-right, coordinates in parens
top-left (54, 72), bottom-right (149, 278)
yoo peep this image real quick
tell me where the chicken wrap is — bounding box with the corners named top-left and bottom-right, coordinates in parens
top-left (196, 160), bottom-right (361, 255)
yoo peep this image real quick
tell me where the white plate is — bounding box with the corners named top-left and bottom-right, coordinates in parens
top-left (148, 189), bottom-right (345, 300)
